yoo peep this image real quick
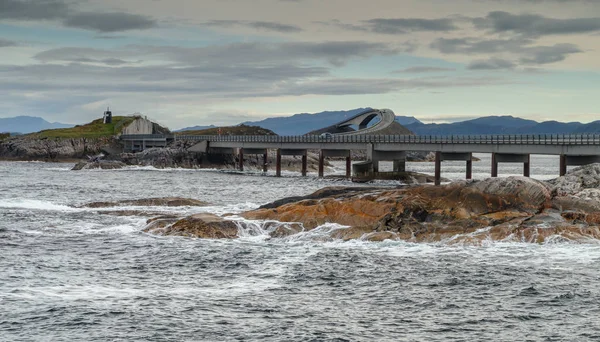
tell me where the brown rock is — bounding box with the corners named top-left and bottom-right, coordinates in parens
top-left (83, 197), bottom-right (209, 208)
top-left (144, 213), bottom-right (239, 239)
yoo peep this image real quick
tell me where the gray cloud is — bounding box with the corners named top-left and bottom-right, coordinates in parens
top-left (322, 17), bottom-right (457, 34)
top-left (431, 37), bottom-right (582, 65)
top-left (63, 12), bottom-right (157, 32)
top-left (0, 38), bottom-right (17, 47)
top-left (430, 37), bottom-right (532, 54)
top-left (363, 18), bottom-right (457, 34)
top-left (467, 57), bottom-right (516, 70)
top-left (0, 0), bottom-right (157, 32)
top-left (0, 0), bottom-right (68, 20)
top-left (0, 57), bottom-right (509, 101)
top-left (519, 43), bottom-right (582, 64)
top-left (204, 20), bottom-right (302, 33)
top-left (393, 66), bottom-right (456, 73)
top-left (473, 11), bottom-right (600, 36)
top-left (36, 41), bottom-right (406, 67)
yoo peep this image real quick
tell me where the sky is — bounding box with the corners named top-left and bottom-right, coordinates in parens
top-left (0, 0), bottom-right (599, 129)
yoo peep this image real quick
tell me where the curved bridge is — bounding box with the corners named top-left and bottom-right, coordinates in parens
top-left (308, 108), bottom-right (404, 136)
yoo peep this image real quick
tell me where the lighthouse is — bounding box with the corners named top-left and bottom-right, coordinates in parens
top-left (103, 107), bottom-right (112, 124)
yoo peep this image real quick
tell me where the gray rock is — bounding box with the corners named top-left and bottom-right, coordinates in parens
top-left (72, 160), bottom-right (126, 170)
top-left (472, 176), bottom-right (552, 208)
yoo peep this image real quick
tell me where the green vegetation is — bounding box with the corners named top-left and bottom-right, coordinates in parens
top-left (176, 124), bottom-right (277, 136)
top-left (0, 133), bottom-right (9, 141)
top-left (31, 116), bottom-right (136, 139)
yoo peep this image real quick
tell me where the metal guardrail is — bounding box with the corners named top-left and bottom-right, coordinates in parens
top-left (120, 134), bottom-right (600, 145)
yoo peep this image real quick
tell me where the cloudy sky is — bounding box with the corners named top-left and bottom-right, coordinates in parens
top-left (1, 0), bottom-right (599, 129)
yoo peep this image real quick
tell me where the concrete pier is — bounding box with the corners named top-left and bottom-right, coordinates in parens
top-left (276, 149), bottom-right (282, 177)
top-left (276, 149), bottom-right (307, 177)
top-left (320, 150), bottom-right (351, 178)
top-left (435, 152), bottom-right (473, 185)
top-left (491, 153), bottom-right (531, 177)
top-left (263, 152), bottom-right (268, 172)
top-left (346, 155), bottom-right (352, 178)
top-left (560, 155), bottom-right (600, 176)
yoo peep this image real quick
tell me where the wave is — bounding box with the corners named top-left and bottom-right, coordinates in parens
top-left (0, 199), bottom-right (81, 212)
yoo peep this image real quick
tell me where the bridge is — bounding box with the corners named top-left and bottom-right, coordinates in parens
top-left (120, 133), bottom-right (600, 185)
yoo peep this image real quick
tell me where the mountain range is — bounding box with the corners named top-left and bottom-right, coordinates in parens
top-left (239, 108), bottom-right (422, 135)
top-left (4, 110), bottom-right (600, 136)
top-left (405, 116), bottom-right (600, 136)
top-left (0, 116), bottom-right (73, 134)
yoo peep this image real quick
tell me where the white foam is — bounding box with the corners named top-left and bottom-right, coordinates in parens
top-left (0, 199), bottom-right (80, 212)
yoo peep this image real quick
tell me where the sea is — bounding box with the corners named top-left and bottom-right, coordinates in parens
top-left (1, 154), bottom-right (599, 341)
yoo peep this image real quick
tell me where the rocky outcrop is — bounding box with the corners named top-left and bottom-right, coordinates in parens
top-left (143, 213), bottom-right (238, 239)
top-left (0, 136), bottom-right (120, 160)
top-left (243, 172), bottom-right (600, 243)
top-left (116, 146), bottom-right (332, 172)
top-left (82, 197), bottom-right (209, 208)
top-left (72, 160), bottom-right (126, 170)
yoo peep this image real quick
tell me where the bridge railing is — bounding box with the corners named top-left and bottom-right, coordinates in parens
top-left (121, 134), bottom-right (600, 145)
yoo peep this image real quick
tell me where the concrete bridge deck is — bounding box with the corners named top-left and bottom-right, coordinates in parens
top-left (120, 133), bottom-right (600, 184)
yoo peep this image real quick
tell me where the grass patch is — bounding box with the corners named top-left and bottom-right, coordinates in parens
top-left (31, 116), bottom-right (136, 139)
top-left (176, 124), bottom-right (276, 136)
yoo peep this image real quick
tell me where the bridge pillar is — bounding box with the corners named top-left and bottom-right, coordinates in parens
top-left (560, 155), bottom-right (600, 176)
top-left (346, 155), bottom-right (352, 178)
top-left (238, 148), bottom-right (244, 171)
top-left (366, 144), bottom-right (406, 174)
top-left (560, 154), bottom-right (567, 176)
top-left (491, 153), bottom-right (498, 177)
top-left (319, 150), bottom-right (325, 178)
top-left (436, 152), bottom-right (472, 184)
top-left (466, 159), bottom-right (473, 180)
top-left (491, 153), bottom-right (531, 177)
top-left (321, 150), bottom-right (351, 178)
top-left (302, 153), bottom-right (308, 177)
top-left (263, 152), bottom-right (268, 173)
top-left (276, 149), bottom-right (282, 177)
top-left (434, 152), bottom-right (441, 186)
top-left (393, 160), bottom-right (406, 172)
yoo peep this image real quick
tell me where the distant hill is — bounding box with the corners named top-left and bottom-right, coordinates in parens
top-left (175, 125), bottom-right (216, 132)
top-left (405, 116), bottom-right (600, 135)
top-left (0, 116), bottom-right (73, 134)
top-left (241, 108), bottom-right (422, 135)
top-left (175, 124), bottom-right (276, 136)
top-left (30, 116), bottom-right (137, 138)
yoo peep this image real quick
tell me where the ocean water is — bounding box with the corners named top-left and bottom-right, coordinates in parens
top-left (1, 156), bottom-right (600, 341)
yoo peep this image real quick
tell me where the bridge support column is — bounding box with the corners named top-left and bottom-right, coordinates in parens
top-left (238, 148), bottom-right (244, 171)
top-left (436, 152), bottom-right (472, 184)
top-left (466, 158), bottom-right (473, 180)
top-left (492, 153), bottom-right (530, 177)
top-left (346, 155), bottom-right (352, 178)
top-left (560, 155), bottom-right (600, 176)
top-left (302, 153), bottom-right (307, 177)
top-left (263, 152), bottom-right (268, 173)
top-left (276, 149), bottom-right (282, 177)
top-left (321, 150), bottom-right (351, 178)
top-left (491, 153), bottom-right (498, 177)
top-left (435, 152), bottom-right (441, 186)
top-left (318, 150), bottom-right (325, 178)
top-left (393, 160), bottom-right (406, 172)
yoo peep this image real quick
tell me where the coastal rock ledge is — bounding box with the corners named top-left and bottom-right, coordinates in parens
top-left (241, 165), bottom-right (600, 243)
top-left (144, 213), bottom-right (238, 239)
top-left (139, 164), bottom-right (600, 244)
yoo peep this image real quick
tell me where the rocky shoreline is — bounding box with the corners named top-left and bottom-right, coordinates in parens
top-left (68, 163), bottom-right (600, 244)
top-left (240, 164), bottom-right (600, 243)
